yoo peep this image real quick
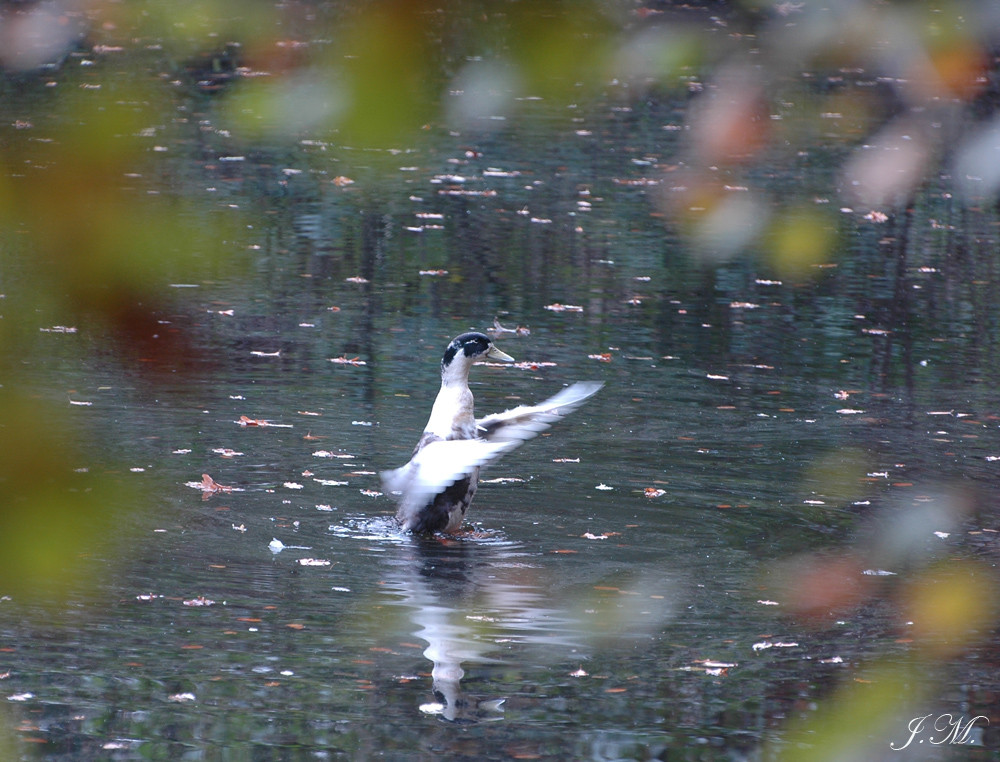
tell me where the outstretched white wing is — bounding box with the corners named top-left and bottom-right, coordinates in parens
top-left (476, 381), bottom-right (604, 443)
top-left (382, 437), bottom-right (518, 515)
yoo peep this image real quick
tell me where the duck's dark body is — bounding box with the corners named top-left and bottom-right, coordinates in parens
top-left (407, 470), bottom-right (478, 534)
top-left (381, 332), bottom-right (602, 534)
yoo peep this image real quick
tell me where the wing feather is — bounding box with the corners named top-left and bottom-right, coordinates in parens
top-left (382, 438), bottom-right (519, 518)
top-left (476, 381), bottom-right (603, 443)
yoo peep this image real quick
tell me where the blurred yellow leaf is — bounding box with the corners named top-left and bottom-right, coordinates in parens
top-left (765, 206), bottom-right (839, 277)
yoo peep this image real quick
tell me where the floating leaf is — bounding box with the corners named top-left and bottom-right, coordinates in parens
top-left (182, 597), bottom-right (215, 607)
top-left (312, 451), bottom-right (355, 459)
top-left (191, 473), bottom-right (238, 501)
top-left (236, 415), bottom-right (291, 428)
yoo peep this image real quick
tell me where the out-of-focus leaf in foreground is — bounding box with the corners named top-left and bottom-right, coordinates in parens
top-left (0, 391), bottom-right (140, 608)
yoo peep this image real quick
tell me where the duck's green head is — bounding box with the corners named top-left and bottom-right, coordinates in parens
top-left (442, 332), bottom-right (514, 372)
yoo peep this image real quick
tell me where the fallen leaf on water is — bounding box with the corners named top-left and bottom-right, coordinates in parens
top-left (488, 318), bottom-right (531, 337)
top-left (644, 487), bottom-right (667, 498)
top-left (236, 415), bottom-right (291, 428)
top-left (511, 361), bottom-right (557, 370)
top-left (331, 176), bottom-right (354, 186)
top-left (588, 353), bottom-right (613, 362)
top-left (612, 177), bottom-right (660, 186)
top-left (437, 188), bottom-right (497, 197)
top-left (182, 597), bottom-right (215, 607)
top-left (192, 473), bottom-right (237, 500)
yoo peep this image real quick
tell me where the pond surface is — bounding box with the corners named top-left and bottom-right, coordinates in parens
top-left (4, 10), bottom-right (1000, 761)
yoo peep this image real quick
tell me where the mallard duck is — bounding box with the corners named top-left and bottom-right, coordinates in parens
top-left (382, 332), bottom-right (602, 533)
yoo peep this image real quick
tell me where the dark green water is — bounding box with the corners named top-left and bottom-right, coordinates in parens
top-left (3, 7), bottom-right (1000, 760)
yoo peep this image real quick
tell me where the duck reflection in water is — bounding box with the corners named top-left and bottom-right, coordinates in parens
top-left (387, 536), bottom-right (576, 724)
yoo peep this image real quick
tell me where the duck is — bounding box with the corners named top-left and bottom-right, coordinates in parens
top-left (381, 331), bottom-right (602, 534)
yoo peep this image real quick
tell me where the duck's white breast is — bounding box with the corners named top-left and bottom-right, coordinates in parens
top-left (423, 385), bottom-right (476, 440)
